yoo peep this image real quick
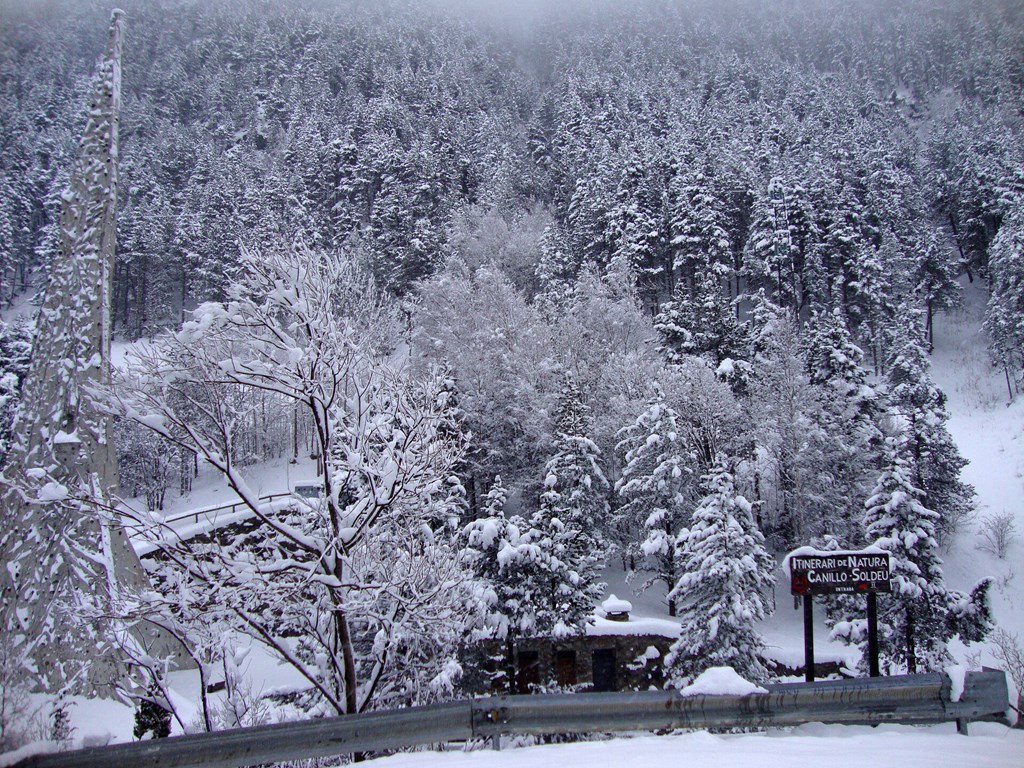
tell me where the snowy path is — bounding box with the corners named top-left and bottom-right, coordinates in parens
top-left (122, 455), bottom-right (323, 556)
top-left (128, 494), bottom-right (296, 557)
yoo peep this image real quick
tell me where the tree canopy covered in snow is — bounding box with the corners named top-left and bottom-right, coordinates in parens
top-left (666, 458), bottom-right (775, 685)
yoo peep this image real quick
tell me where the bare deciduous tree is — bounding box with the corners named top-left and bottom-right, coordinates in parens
top-left (100, 243), bottom-right (477, 718)
top-left (976, 511), bottom-right (1017, 559)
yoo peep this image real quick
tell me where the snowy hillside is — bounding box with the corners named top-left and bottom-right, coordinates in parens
top-left (4, 1), bottom-right (1024, 764)
top-left (931, 283), bottom-right (1024, 561)
top-left (929, 281), bottom-right (1024, 674)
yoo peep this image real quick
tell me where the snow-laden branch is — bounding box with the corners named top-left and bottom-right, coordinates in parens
top-left (94, 242), bottom-right (475, 717)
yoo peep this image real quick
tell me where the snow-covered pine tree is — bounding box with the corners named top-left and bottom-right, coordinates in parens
top-left (847, 418), bottom-right (991, 673)
top-left (462, 476), bottom-right (542, 690)
top-left (984, 206), bottom-right (1024, 396)
top-left (914, 230), bottom-right (961, 350)
top-left (799, 308), bottom-right (882, 542)
top-left (0, 114), bottom-right (34, 305)
top-left (607, 146), bottom-right (667, 292)
top-left (529, 377), bottom-right (608, 636)
top-left (743, 176), bottom-right (814, 316)
top-left (462, 471), bottom-right (614, 691)
top-left (432, 361), bottom-right (480, 520)
top-left (653, 271), bottom-right (748, 380)
top-left (665, 456), bottom-right (775, 686)
top-left (668, 160), bottom-right (731, 297)
top-left (535, 222), bottom-right (579, 313)
top-left (363, 133), bottom-right (449, 295)
top-left (747, 296), bottom-right (836, 549)
top-left (815, 174), bottom-right (878, 335)
top-left (462, 477), bottom-right (516, 630)
top-left (615, 390), bottom-right (696, 616)
top-left (0, 319), bottom-right (32, 465)
top-left (565, 139), bottom-right (618, 272)
top-left (885, 322), bottom-right (975, 543)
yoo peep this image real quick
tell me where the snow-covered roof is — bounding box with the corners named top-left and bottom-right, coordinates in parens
top-left (586, 615), bottom-right (680, 639)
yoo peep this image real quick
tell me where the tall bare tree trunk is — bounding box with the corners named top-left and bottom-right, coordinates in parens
top-left (0, 12), bottom-right (190, 697)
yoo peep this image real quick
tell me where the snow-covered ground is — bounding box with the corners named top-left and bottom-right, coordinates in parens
top-left (368, 725), bottom-right (1022, 768)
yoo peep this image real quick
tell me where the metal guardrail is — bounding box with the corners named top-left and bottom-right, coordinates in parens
top-left (11, 670), bottom-right (1009, 768)
top-left (160, 493), bottom-right (293, 527)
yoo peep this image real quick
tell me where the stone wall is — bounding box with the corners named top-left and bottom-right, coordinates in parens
top-left (468, 633), bottom-right (676, 694)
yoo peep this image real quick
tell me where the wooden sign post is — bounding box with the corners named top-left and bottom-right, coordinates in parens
top-left (785, 549), bottom-right (892, 681)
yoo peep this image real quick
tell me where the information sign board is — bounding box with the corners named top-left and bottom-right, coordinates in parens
top-left (789, 551), bottom-right (891, 596)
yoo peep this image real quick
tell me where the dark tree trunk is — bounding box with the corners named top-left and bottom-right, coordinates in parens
top-left (906, 608), bottom-right (917, 674)
top-left (948, 214), bottom-right (972, 283)
top-left (926, 298), bottom-right (934, 350)
top-left (505, 635), bottom-right (517, 695)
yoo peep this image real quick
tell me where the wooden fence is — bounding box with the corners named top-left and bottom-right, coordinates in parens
top-left (11, 670), bottom-right (1010, 768)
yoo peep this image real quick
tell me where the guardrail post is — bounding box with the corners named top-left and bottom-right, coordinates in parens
top-left (944, 668), bottom-right (1011, 734)
top-left (866, 592), bottom-right (880, 677)
top-left (803, 595), bottom-right (814, 682)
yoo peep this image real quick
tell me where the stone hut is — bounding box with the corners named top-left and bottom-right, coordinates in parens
top-left (468, 596), bottom-right (680, 694)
